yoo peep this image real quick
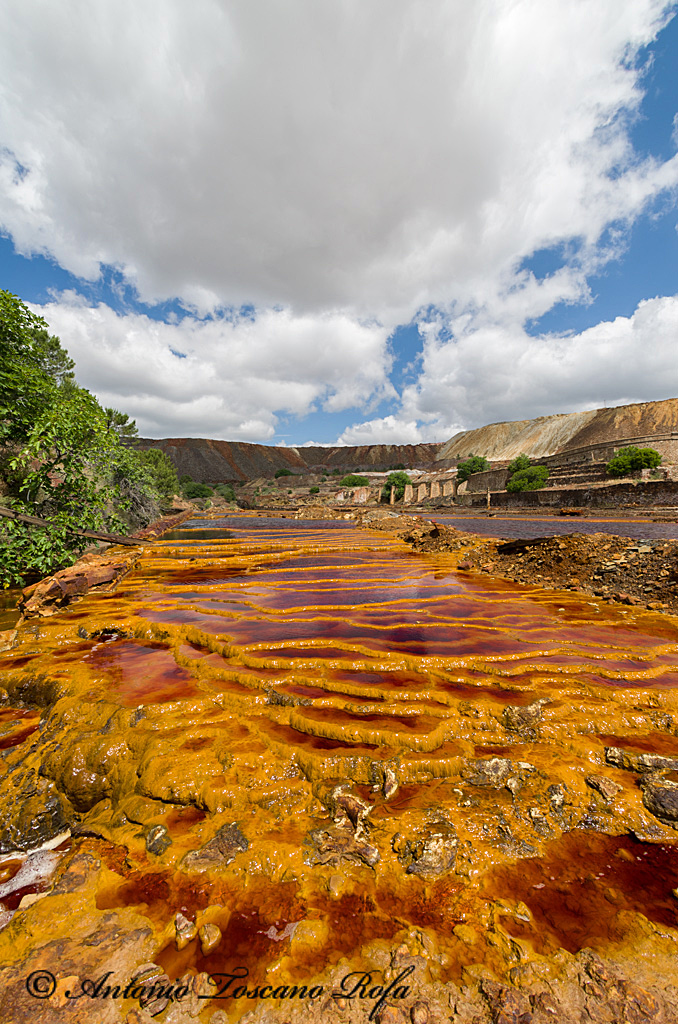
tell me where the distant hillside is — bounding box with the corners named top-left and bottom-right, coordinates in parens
top-left (135, 437), bottom-right (451, 483)
top-left (437, 397), bottom-right (678, 463)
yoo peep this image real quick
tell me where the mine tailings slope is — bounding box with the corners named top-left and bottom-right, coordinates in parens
top-left (135, 437), bottom-right (450, 483)
top-left (437, 397), bottom-right (678, 463)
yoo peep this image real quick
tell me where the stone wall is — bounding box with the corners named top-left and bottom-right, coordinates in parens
top-left (456, 479), bottom-right (678, 508)
top-left (459, 469), bottom-right (510, 493)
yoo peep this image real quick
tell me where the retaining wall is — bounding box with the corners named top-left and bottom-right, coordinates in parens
top-left (456, 480), bottom-right (678, 508)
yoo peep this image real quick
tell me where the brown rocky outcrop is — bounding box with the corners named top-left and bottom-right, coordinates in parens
top-left (135, 438), bottom-right (450, 482)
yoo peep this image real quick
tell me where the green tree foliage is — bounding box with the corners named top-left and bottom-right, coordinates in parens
top-left (182, 481), bottom-right (214, 499)
top-left (274, 467), bottom-right (294, 478)
top-left (606, 446), bottom-right (662, 478)
top-left (135, 448), bottom-right (179, 501)
top-left (309, 486), bottom-right (320, 494)
top-left (456, 455), bottom-right (490, 482)
top-left (506, 466), bottom-right (550, 492)
top-left (380, 470), bottom-right (411, 502)
top-left (507, 453), bottom-right (531, 475)
top-left (214, 483), bottom-right (236, 502)
top-left (0, 290), bottom-right (163, 587)
top-left (340, 474), bottom-right (370, 487)
top-left (105, 407), bottom-right (138, 439)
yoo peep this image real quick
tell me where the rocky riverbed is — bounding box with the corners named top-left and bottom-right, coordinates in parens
top-left (1, 510), bottom-right (678, 1023)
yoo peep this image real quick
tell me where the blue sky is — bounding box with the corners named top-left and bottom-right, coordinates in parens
top-left (1, 1), bottom-right (677, 445)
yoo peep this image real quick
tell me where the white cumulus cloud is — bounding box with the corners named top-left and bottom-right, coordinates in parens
top-left (33, 296), bottom-right (392, 439)
top-left (1, 1), bottom-right (677, 441)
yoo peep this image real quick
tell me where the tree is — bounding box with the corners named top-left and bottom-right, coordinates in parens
top-left (606, 446), bottom-right (661, 478)
top-left (506, 466), bottom-right (549, 492)
top-left (105, 407), bottom-right (138, 439)
top-left (0, 290), bottom-right (75, 446)
top-left (183, 481), bottom-right (213, 498)
top-left (340, 474), bottom-right (370, 487)
top-left (507, 453), bottom-right (531, 475)
top-left (275, 468), bottom-right (294, 478)
top-left (381, 470), bottom-right (411, 502)
top-left (456, 455), bottom-right (490, 482)
top-left (135, 448), bottom-right (179, 501)
top-left (0, 290), bottom-right (160, 586)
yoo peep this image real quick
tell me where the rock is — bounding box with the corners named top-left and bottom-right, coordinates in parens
top-left (641, 777), bottom-right (678, 823)
top-left (377, 1007), bottom-right (408, 1024)
top-left (131, 963), bottom-right (174, 1016)
top-left (0, 771), bottom-right (73, 854)
top-left (174, 911), bottom-right (198, 951)
top-left (392, 820), bottom-right (458, 876)
top-left (547, 783), bottom-right (567, 810)
top-left (199, 923), bottom-right (222, 955)
top-left (586, 775), bottom-right (623, 800)
top-left (180, 822), bottom-right (248, 871)
top-left (305, 825), bottom-right (380, 867)
top-left (410, 1001), bottom-right (430, 1024)
top-left (480, 979), bottom-right (533, 1024)
top-left (145, 823), bottom-right (172, 856)
top-left (328, 783), bottom-right (373, 836)
top-left (462, 758), bottom-right (514, 788)
top-left (503, 700), bottom-right (546, 740)
top-left (605, 747), bottom-right (678, 773)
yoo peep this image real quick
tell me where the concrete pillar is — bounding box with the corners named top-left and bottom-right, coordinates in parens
top-left (352, 486), bottom-right (369, 503)
top-left (430, 481), bottom-right (440, 498)
top-left (403, 484), bottom-right (414, 504)
top-left (417, 483), bottom-right (428, 502)
top-left (389, 486), bottom-right (395, 505)
top-left (442, 481), bottom-right (453, 497)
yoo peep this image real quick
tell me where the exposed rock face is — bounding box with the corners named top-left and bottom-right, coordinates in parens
top-left (438, 396), bottom-right (678, 462)
top-left (136, 437), bottom-right (450, 482)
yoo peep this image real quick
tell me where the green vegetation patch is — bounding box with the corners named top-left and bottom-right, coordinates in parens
top-left (456, 455), bottom-right (490, 482)
top-left (606, 446), bottom-right (661, 478)
top-left (340, 474), bottom-right (370, 487)
top-left (380, 470), bottom-right (411, 502)
top-left (507, 453), bottom-right (531, 475)
top-left (506, 465), bottom-right (550, 492)
top-left (0, 289), bottom-right (173, 587)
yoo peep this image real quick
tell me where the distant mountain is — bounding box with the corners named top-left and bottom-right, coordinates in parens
top-left (135, 437), bottom-right (453, 483)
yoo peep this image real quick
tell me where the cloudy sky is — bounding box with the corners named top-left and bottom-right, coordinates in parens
top-left (1, 1), bottom-right (677, 445)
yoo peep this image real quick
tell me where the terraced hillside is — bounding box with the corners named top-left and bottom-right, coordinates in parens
top-left (437, 397), bottom-right (678, 463)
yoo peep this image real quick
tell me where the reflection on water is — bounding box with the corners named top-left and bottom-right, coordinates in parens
top-left (0, 590), bottom-right (21, 631)
top-left (434, 514), bottom-right (678, 541)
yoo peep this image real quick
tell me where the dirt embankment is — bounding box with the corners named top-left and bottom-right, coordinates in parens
top-left (397, 519), bottom-right (678, 611)
top-left (437, 395), bottom-right (678, 462)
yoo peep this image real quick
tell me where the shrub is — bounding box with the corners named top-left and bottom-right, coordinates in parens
top-left (310, 486), bottom-right (320, 494)
top-left (274, 467), bottom-right (294, 478)
top-left (214, 483), bottom-right (236, 502)
top-left (456, 455), bottom-right (490, 482)
top-left (507, 453), bottom-right (531, 475)
top-left (380, 470), bottom-right (411, 502)
top-left (340, 474), bottom-right (369, 487)
top-left (136, 448), bottom-right (179, 501)
top-left (506, 466), bottom-right (549, 492)
top-left (182, 481), bottom-right (214, 498)
top-left (606, 446), bottom-right (662, 478)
